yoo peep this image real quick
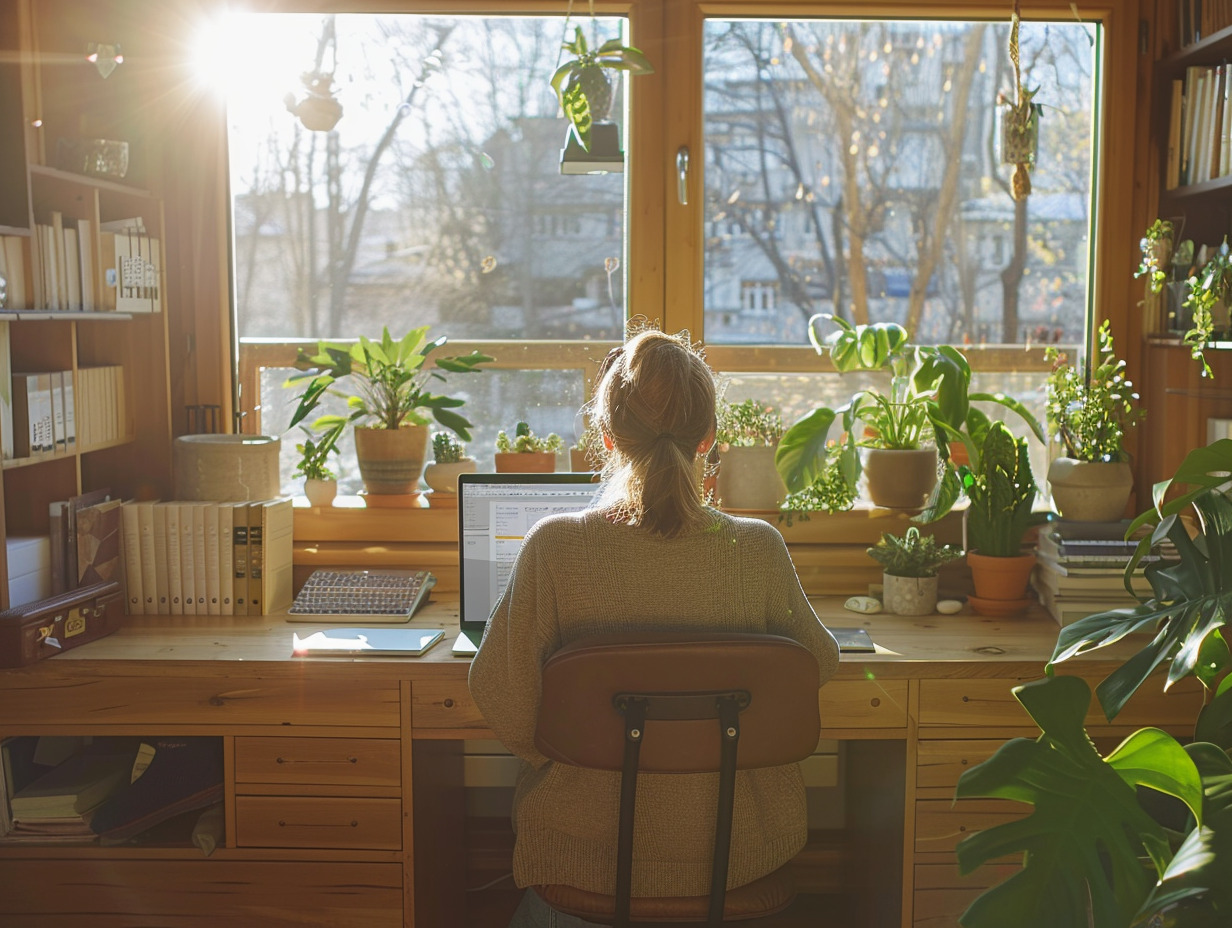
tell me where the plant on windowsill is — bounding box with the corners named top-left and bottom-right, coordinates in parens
top-left (1042, 320), bottom-right (1143, 522)
top-left (293, 421), bottom-right (344, 508)
top-left (551, 25), bottom-right (654, 153)
top-left (1182, 240), bottom-right (1232, 379)
top-left (916, 417), bottom-right (1050, 616)
top-left (866, 526), bottom-right (962, 615)
top-left (495, 421), bottom-right (564, 473)
top-left (570, 421), bottom-right (603, 473)
top-left (423, 432), bottom-right (476, 497)
top-left (952, 440), bottom-right (1232, 928)
top-left (774, 314), bottom-right (1043, 513)
top-left (715, 398), bottom-right (786, 512)
top-left (284, 326), bottom-right (492, 498)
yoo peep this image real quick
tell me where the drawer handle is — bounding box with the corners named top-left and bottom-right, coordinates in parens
top-left (443, 698), bottom-right (455, 708)
top-left (278, 820), bottom-right (360, 828)
top-left (275, 756), bottom-right (359, 765)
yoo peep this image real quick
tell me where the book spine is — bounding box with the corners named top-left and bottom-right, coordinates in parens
top-left (152, 502), bottom-right (170, 614)
top-left (181, 503), bottom-right (199, 615)
top-left (163, 502), bottom-right (183, 616)
top-left (217, 503), bottom-right (234, 616)
top-left (232, 503), bottom-right (249, 615)
top-left (247, 503), bottom-right (262, 616)
top-left (260, 499), bottom-right (294, 615)
top-left (204, 503), bottom-right (221, 616)
top-left (137, 501), bottom-right (158, 614)
top-left (120, 502), bottom-right (143, 615)
top-left (0, 321), bottom-right (12, 459)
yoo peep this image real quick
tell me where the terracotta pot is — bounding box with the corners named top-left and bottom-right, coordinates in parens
top-left (863, 448), bottom-right (938, 510)
top-left (882, 573), bottom-right (939, 616)
top-left (571, 448), bottom-right (598, 472)
top-left (1047, 457), bottom-right (1133, 523)
top-left (495, 451), bottom-right (557, 473)
top-left (423, 458), bottom-right (477, 495)
top-left (966, 551), bottom-right (1036, 616)
top-left (354, 425), bottom-right (429, 495)
top-left (303, 477), bottom-right (337, 508)
top-left (716, 445), bottom-right (786, 511)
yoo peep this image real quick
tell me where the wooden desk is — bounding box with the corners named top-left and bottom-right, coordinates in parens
top-left (0, 600), bottom-right (1201, 928)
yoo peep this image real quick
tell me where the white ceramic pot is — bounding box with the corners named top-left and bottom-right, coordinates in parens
top-left (716, 445), bottom-right (786, 511)
top-left (303, 477), bottom-right (337, 508)
top-left (882, 573), bottom-right (939, 616)
top-left (423, 458), bottom-right (477, 495)
top-left (1047, 457), bottom-right (1133, 523)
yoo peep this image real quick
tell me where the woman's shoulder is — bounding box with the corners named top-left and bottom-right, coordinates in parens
top-left (704, 510), bottom-right (789, 553)
top-left (521, 509), bottom-right (593, 549)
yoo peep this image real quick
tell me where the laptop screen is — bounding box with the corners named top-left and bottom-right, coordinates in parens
top-left (457, 472), bottom-right (602, 638)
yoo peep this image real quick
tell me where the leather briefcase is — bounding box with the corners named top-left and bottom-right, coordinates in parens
top-left (0, 581), bottom-right (125, 668)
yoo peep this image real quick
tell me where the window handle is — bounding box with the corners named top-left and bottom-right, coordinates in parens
top-left (676, 146), bottom-right (689, 206)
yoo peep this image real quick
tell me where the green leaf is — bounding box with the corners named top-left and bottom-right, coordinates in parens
top-left (561, 80), bottom-right (593, 150)
top-left (1132, 744), bottom-right (1232, 927)
top-left (955, 676), bottom-right (1187, 928)
top-left (775, 407), bottom-right (839, 493)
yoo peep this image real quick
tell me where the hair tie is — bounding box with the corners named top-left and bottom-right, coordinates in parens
top-left (655, 431), bottom-right (675, 444)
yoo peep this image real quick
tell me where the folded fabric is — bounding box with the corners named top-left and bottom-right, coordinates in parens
top-left (90, 737), bottom-right (223, 846)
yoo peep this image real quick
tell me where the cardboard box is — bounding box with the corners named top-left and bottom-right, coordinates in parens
top-left (7, 536), bottom-right (51, 608)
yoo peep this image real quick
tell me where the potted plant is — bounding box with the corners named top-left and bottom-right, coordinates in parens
top-left (1134, 218), bottom-right (1175, 294)
top-left (1042, 320), bottom-right (1143, 522)
top-left (570, 422), bottom-right (602, 472)
top-left (551, 25), bottom-right (654, 153)
top-left (866, 527), bottom-right (962, 615)
top-left (285, 327), bottom-right (492, 498)
top-left (918, 417), bottom-right (1049, 616)
top-left (293, 422), bottom-right (344, 508)
top-left (495, 421), bottom-right (564, 473)
top-left (423, 432), bottom-right (476, 497)
top-left (1182, 239), bottom-right (1232, 379)
top-left (775, 314), bottom-right (1043, 512)
top-left (715, 398), bottom-right (787, 512)
top-left (952, 440), bottom-right (1232, 927)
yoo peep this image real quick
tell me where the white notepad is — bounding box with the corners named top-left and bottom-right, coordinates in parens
top-left (291, 627), bottom-right (445, 657)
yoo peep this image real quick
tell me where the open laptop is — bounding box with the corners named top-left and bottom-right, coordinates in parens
top-left (453, 472), bottom-right (602, 655)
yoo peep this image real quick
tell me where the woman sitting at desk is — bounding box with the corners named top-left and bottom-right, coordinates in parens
top-left (469, 327), bottom-right (839, 927)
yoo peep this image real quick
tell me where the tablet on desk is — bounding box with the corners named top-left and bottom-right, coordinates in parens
top-left (292, 627), bottom-right (445, 657)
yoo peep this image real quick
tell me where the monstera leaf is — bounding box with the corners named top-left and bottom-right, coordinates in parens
top-left (1131, 742), bottom-right (1232, 928)
top-left (955, 675), bottom-right (1203, 928)
top-left (1050, 479), bottom-right (1232, 722)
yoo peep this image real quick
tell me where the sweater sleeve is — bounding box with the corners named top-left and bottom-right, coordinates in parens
top-left (755, 523), bottom-right (841, 686)
top-left (468, 528), bottom-right (558, 769)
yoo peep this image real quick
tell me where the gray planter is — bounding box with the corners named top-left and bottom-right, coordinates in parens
top-left (882, 573), bottom-right (939, 616)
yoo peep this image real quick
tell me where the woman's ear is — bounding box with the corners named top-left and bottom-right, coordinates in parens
top-left (602, 432), bottom-right (615, 451)
top-left (697, 429), bottom-right (715, 455)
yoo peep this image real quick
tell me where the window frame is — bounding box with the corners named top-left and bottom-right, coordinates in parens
top-left (231, 0), bottom-right (1142, 433)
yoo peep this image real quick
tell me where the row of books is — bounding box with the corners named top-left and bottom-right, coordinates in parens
top-left (120, 498), bottom-right (293, 616)
top-left (0, 217), bottom-right (160, 314)
top-left (1179, 0), bottom-right (1232, 49)
top-left (1031, 521), bottom-right (1173, 626)
top-left (1165, 64), bottom-right (1232, 190)
top-left (0, 323), bottom-right (126, 460)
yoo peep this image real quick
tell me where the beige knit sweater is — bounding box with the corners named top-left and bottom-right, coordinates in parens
top-left (468, 508), bottom-right (840, 897)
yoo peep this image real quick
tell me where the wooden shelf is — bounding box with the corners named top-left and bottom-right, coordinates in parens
top-left (27, 163), bottom-right (152, 198)
top-left (1160, 23), bottom-right (1232, 71)
top-left (0, 310), bottom-right (134, 322)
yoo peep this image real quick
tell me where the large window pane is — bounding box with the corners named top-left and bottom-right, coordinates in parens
top-left (702, 18), bottom-right (1098, 348)
top-left (227, 13), bottom-right (628, 342)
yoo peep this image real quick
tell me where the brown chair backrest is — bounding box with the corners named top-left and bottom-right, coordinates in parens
top-left (535, 631), bottom-right (821, 774)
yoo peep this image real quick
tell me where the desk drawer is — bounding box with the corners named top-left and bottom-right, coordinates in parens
top-left (235, 796), bottom-right (402, 850)
top-left (914, 798), bottom-right (1024, 855)
top-left (918, 676), bottom-right (1203, 731)
top-left (413, 679), bottom-right (487, 730)
top-left (913, 862), bottom-right (1020, 928)
top-left (235, 737), bottom-right (401, 787)
top-left (916, 739), bottom-right (1001, 792)
top-left (820, 680), bottom-right (908, 730)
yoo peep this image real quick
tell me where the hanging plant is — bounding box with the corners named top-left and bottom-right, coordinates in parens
top-left (1000, 6), bottom-right (1043, 201)
top-left (550, 25), bottom-right (654, 152)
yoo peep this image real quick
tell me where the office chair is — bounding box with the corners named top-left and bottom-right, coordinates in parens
top-left (533, 631), bottom-right (822, 928)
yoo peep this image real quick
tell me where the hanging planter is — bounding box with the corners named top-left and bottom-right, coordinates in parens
top-left (999, 5), bottom-right (1043, 201)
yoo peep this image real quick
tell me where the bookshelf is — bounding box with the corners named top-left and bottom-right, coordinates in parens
top-left (0, 0), bottom-right (173, 610)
